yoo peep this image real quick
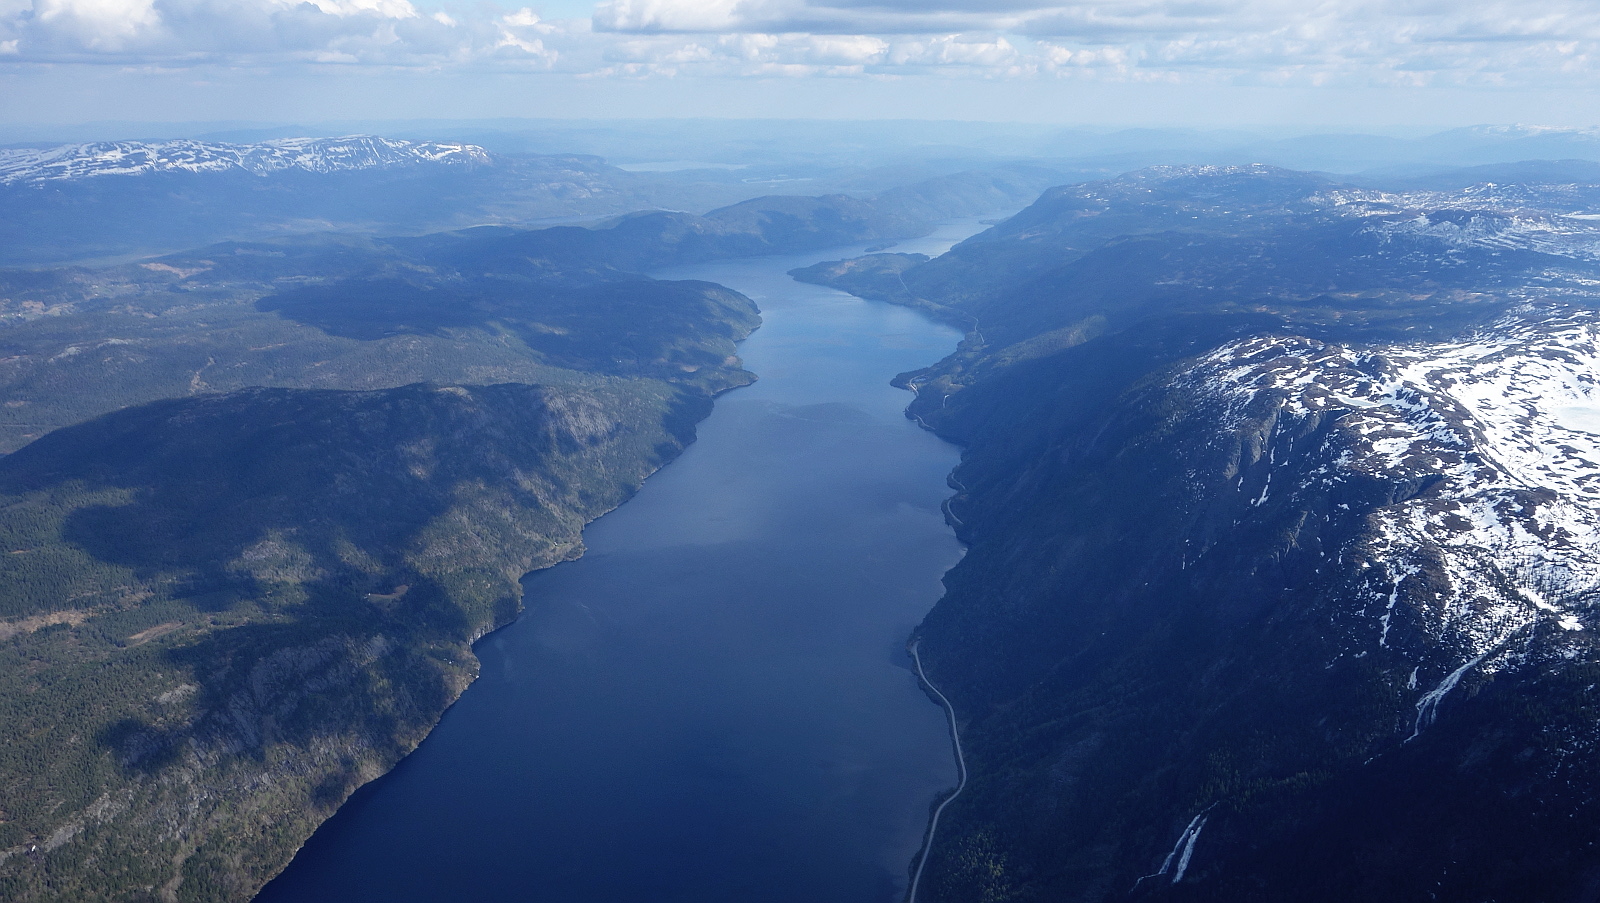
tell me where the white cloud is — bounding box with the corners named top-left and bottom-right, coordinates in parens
top-left (495, 7), bottom-right (559, 61)
top-left (803, 33), bottom-right (886, 64)
top-left (31, 0), bottom-right (160, 50)
top-left (1041, 43), bottom-right (1129, 68)
top-left (889, 34), bottom-right (1018, 67)
top-left (502, 8), bottom-right (555, 31)
top-left (594, 0), bottom-right (1241, 36)
top-left (590, 0), bottom-right (1600, 50)
top-left (0, 0), bottom-right (572, 64)
top-left (297, 0), bottom-right (418, 18)
top-left (0, 0), bottom-right (1598, 90)
top-left (594, 0), bottom-right (757, 33)
top-left (591, 30), bottom-right (882, 75)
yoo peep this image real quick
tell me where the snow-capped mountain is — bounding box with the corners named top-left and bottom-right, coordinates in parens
top-left (1182, 310), bottom-right (1600, 739)
top-left (844, 162), bottom-right (1600, 900)
top-left (1438, 124), bottom-right (1600, 143)
top-left (1309, 184), bottom-right (1600, 262)
top-left (0, 136), bottom-right (492, 185)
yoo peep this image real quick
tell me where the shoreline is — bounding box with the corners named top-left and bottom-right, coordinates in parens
top-left (905, 639), bottom-right (968, 903)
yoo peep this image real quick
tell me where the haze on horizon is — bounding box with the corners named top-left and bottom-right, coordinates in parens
top-left (1, 0), bottom-right (1599, 132)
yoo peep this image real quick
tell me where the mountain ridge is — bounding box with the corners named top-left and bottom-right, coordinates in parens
top-left (0, 378), bottom-right (721, 902)
top-left (802, 162), bottom-right (1600, 901)
top-left (0, 136), bottom-right (493, 186)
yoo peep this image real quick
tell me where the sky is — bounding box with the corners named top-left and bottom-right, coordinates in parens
top-left (2, 0), bottom-right (1600, 129)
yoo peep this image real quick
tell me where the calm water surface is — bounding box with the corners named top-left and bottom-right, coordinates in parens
top-left (256, 221), bottom-right (988, 903)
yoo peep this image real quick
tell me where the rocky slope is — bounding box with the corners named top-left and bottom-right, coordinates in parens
top-left (805, 164), bottom-right (1600, 900)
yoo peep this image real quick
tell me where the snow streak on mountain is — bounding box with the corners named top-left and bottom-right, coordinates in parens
top-left (1182, 308), bottom-right (1600, 739)
top-left (0, 137), bottom-right (491, 185)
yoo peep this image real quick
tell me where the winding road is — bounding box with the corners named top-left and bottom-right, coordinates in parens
top-left (907, 640), bottom-right (968, 903)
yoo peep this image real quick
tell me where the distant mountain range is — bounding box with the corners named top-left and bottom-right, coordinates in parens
top-left (0, 133), bottom-right (1076, 267)
top-left (0, 136), bottom-right (492, 185)
top-left (1025, 124), bottom-right (1600, 177)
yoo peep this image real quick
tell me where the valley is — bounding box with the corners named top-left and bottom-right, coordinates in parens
top-left (4, 126), bottom-right (1600, 903)
top-left (0, 156), bottom-right (1032, 902)
top-left (252, 223), bottom-right (986, 903)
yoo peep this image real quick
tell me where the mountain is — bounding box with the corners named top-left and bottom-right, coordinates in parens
top-left (1025, 125), bottom-right (1600, 177)
top-left (0, 230), bottom-right (760, 454)
top-left (0, 159), bottom-right (1075, 899)
top-left (0, 170), bottom-right (1064, 456)
top-left (0, 137), bottom-right (492, 184)
top-left (0, 187), bottom-right (778, 899)
top-left (1415, 125), bottom-right (1600, 166)
top-left (0, 146), bottom-right (643, 267)
top-left (0, 134), bottom-right (1071, 267)
top-left (390, 161), bottom-right (1075, 271)
top-left (1347, 158), bottom-right (1600, 191)
top-left (0, 380), bottom-right (716, 902)
top-left (800, 164), bottom-right (1600, 901)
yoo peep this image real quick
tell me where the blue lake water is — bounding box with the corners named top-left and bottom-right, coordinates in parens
top-left (254, 221), bottom-right (986, 903)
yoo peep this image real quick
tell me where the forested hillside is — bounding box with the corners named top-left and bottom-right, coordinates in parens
top-left (804, 164), bottom-right (1600, 901)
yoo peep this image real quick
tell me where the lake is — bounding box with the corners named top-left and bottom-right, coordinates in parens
top-left (255, 221), bottom-right (986, 903)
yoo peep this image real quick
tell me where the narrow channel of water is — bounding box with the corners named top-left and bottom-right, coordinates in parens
top-left (255, 220), bottom-right (988, 903)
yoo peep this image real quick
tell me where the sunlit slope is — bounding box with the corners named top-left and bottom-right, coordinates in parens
top-left (0, 173), bottom-right (1068, 454)
top-left (0, 197), bottom-right (790, 900)
top-left (0, 380), bottom-right (714, 902)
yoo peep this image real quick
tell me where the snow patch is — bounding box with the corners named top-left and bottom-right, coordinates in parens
top-left (0, 136), bottom-right (491, 185)
top-left (1179, 308), bottom-right (1600, 737)
top-left (1135, 807), bottom-right (1214, 889)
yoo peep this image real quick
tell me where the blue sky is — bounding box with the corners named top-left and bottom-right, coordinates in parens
top-left (2, 0), bottom-right (1599, 129)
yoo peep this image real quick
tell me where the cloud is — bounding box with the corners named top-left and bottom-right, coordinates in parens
top-left (888, 34), bottom-right (1017, 67)
top-left (592, 0), bottom-right (986, 34)
top-left (30, 0), bottom-right (161, 51)
top-left (0, 0), bottom-right (564, 65)
top-left (590, 0), bottom-right (1256, 36)
top-left (586, 29), bottom-right (888, 76)
top-left (0, 0), bottom-right (1599, 89)
top-left (590, 0), bottom-right (1600, 48)
top-left (593, 0), bottom-right (755, 33)
top-left (803, 33), bottom-right (887, 63)
top-left (494, 7), bottom-right (558, 60)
